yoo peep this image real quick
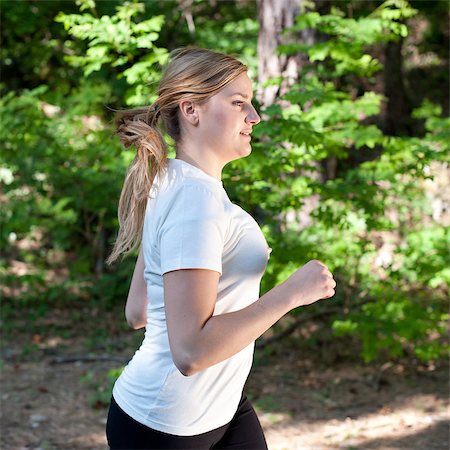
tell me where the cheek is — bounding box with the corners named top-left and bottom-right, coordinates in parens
top-left (205, 114), bottom-right (235, 141)
top-left (212, 109), bottom-right (232, 128)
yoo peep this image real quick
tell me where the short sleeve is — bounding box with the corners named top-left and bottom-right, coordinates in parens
top-left (158, 184), bottom-right (227, 275)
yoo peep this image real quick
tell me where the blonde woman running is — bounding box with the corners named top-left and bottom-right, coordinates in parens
top-left (105, 46), bottom-right (336, 450)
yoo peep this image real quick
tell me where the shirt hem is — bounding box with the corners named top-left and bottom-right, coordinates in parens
top-left (112, 388), bottom-right (234, 436)
top-left (161, 259), bottom-right (222, 276)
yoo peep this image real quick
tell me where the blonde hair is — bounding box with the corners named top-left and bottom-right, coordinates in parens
top-left (107, 47), bottom-right (248, 264)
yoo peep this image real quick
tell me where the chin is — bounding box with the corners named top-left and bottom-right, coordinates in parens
top-left (235, 145), bottom-right (252, 159)
top-left (223, 145), bottom-right (252, 164)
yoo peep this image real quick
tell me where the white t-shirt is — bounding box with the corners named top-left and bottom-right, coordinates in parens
top-left (112, 158), bottom-right (270, 436)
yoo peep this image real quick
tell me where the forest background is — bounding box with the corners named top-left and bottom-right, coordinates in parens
top-left (1, 0), bottom-right (449, 449)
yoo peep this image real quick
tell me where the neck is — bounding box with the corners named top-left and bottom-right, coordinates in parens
top-left (175, 146), bottom-right (223, 181)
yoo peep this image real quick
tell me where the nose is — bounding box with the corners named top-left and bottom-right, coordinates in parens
top-left (246, 104), bottom-right (261, 125)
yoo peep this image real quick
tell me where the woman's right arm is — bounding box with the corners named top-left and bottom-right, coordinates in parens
top-left (164, 260), bottom-right (336, 376)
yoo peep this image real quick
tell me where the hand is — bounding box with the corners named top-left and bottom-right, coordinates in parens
top-left (282, 260), bottom-right (336, 308)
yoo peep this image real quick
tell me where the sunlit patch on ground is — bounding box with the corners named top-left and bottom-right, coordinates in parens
top-left (261, 397), bottom-right (449, 449)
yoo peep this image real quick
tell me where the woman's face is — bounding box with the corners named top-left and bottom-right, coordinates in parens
top-left (197, 72), bottom-right (261, 164)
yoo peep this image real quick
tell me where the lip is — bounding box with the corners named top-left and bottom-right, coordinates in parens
top-left (240, 130), bottom-right (252, 137)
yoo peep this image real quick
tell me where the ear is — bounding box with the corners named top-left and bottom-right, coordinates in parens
top-left (178, 100), bottom-right (200, 126)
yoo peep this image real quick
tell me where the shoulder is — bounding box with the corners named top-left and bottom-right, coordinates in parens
top-left (179, 179), bottom-right (224, 205)
top-left (154, 177), bottom-right (228, 224)
top-left (162, 160), bottom-right (227, 209)
top-left (166, 181), bottom-right (226, 223)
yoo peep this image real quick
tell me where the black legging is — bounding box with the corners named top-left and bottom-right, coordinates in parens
top-left (106, 393), bottom-right (268, 449)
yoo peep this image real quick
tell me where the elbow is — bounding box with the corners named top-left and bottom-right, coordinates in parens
top-left (176, 363), bottom-right (196, 377)
top-left (126, 313), bottom-right (147, 330)
top-left (125, 297), bottom-right (148, 330)
top-left (172, 351), bottom-right (201, 377)
top-left (127, 319), bottom-right (146, 330)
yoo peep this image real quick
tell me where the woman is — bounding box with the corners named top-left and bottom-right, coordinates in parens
top-left (105, 47), bottom-right (336, 449)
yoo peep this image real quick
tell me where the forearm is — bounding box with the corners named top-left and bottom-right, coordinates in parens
top-left (180, 283), bottom-right (292, 375)
top-left (125, 247), bottom-right (148, 329)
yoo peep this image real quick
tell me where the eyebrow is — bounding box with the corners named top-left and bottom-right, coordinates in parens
top-left (230, 92), bottom-right (253, 100)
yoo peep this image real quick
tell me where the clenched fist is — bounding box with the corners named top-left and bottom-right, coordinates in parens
top-left (282, 260), bottom-right (336, 308)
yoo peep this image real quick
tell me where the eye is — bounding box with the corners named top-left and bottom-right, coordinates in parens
top-left (233, 101), bottom-right (244, 107)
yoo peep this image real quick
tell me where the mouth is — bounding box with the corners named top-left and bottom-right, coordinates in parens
top-left (240, 131), bottom-right (252, 138)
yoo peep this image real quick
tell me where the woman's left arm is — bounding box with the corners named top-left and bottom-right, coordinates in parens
top-left (125, 246), bottom-right (148, 329)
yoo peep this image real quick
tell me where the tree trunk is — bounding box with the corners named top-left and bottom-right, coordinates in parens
top-left (257, 0), bottom-right (331, 107)
top-left (257, 0), bottom-right (329, 230)
top-left (384, 38), bottom-right (412, 135)
top-left (257, 0), bottom-right (308, 107)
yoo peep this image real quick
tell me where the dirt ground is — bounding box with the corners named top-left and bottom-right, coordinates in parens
top-left (1, 307), bottom-right (449, 450)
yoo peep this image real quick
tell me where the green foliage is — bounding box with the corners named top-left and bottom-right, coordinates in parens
top-left (56, 1), bottom-right (169, 105)
top-left (397, 226), bottom-right (450, 288)
top-left (0, 81), bottom-right (133, 304)
top-left (332, 276), bottom-right (449, 362)
top-left (190, 12), bottom-right (259, 76)
top-left (0, 0), bottom-right (80, 93)
top-left (282, 0), bottom-right (417, 77)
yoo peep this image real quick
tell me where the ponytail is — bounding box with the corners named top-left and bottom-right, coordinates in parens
top-left (106, 104), bottom-right (167, 265)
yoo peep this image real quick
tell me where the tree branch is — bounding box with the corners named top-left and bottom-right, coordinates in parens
top-left (49, 354), bottom-right (126, 365)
